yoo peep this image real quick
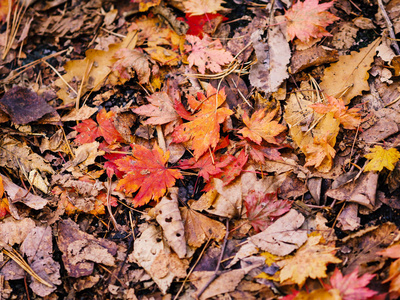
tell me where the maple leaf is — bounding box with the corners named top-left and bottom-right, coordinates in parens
top-left (237, 137), bottom-right (284, 163)
top-left (112, 48), bottom-right (151, 84)
top-left (238, 108), bottom-right (287, 145)
top-left (183, 0), bottom-right (227, 16)
top-left (131, 0), bottom-right (161, 12)
top-left (364, 146), bottom-right (400, 172)
top-left (185, 35), bottom-right (234, 74)
top-left (115, 144), bottom-right (183, 207)
top-left (327, 268), bottom-right (377, 300)
top-left (209, 149), bottom-right (248, 186)
top-left (133, 92), bottom-right (180, 126)
top-left (172, 84), bottom-right (233, 160)
top-left (181, 13), bottom-right (227, 37)
top-left (277, 234), bottom-right (342, 287)
top-left (304, 133), bottom-right (336, 170)
top-left (378, 245), bottom-right (400, 294)
top-left (285, 0), bottom-right (339, 42)
top-left (244, 190), bottom-right (292, 232)
top-left (103, 146), bottom-right (129, 178)
top-left (73, 108), bottom-right (124, 145)
top-left (0, 197), bottom-right (10, 219)
top-left (309, 95), bottom-right (361, 130)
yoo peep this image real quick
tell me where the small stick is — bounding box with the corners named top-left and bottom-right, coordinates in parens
top-left (377, 0), bottom-right (400, 55)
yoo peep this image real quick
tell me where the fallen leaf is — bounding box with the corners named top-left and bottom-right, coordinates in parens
top-left (309, 95), bottom-right (361, 130)
top-left (0, 217), bottom-right (35, 246)
top-left (182, 13), bottom-right (227, 37)
top-left (285, 0), bottom-right (339, 42)
top-left (73, 108), bottom-right (124, 145)
top-left (57, 219), bottom-right (117, 278)
top-left (131, 0), bottom-right (161, 12)
top-left (172, 84), bottom-right (233, 159)
top-left (129, 225), bottom-right (189, 294)
top-left (112, 48), bottom-right (151, 84)
top-left (249, 209), bottom-right (307, 256)
top-left (0, 86), bottom-right (58, 125)
top-left (319, 38), bottom-right (380, 104)
top-left (239, 108), bottom-right (287, 145)
top-left (249, 26), bottom-right (291, 94)
top-left (133, 92), bottom-right (180, 126)
top-left (185, 35), bottom-right (234, 74)
top-left (183, 0), bottom-right (227, 16)
top-left (244, 190), bottom-right (292, 232)
top-left (180, 206), bottom-right (226, 248)
top-left (153, 189), bottom-right (187, 258)
top-left (327, 268), bottom-right (377, 300)
top-left (364, 146), bottom-right (400, 172)
top-left (277, 234), bottom-right (342, 287)
top-left (115, 144), bottom-right (183, 207)
top-left (304, 132), bottom-right (337, 170)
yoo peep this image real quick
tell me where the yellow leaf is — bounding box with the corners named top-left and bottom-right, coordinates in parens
top-left (277, 234), bottom-right (341, 287)
top-left (364, 146), bottom-right (400, 172)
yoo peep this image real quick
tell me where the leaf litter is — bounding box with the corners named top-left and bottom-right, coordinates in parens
top-left (2, 0), bottom-right (400, 299)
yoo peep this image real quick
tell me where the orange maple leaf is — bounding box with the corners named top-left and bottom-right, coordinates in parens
top-left (185, 35), bottom-right (234, 74)
top-left (73, 108), bottom-right (124, 145)
top-left (238, 108), bottom-right (286, 145)
top-left (115, 144), bottom-right (183, 207)
top-left (309, 95), bottom-right (361, 130)
top-left (285, 0), bottom-right (339, 42)
top-left (172, 84), bottom-right (233, 160)
top-left (304, 133), bottom-right (336, 169)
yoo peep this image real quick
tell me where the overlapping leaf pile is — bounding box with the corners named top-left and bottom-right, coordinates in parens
top-left (1, 0), bottom-right (400, 299)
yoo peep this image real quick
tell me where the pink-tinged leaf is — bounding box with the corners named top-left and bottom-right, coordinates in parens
top-left (133, 92), bottom-right (180, 125)
top-left (115, 144), bottom-right (183, 207)
top-left (328, 268), bottom-right (377, 300)
top-left (185, 35), bottom-right (233, 74)
top-left (244, 190), bottom-right (292, 232)
top-left (285, 0), bottom-right (339, 42)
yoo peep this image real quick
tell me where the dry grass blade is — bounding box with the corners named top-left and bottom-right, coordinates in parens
top-left (2, 248), bottom-right (53, 288)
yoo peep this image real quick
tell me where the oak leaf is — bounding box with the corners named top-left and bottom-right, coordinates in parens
top-left (277, 234), bottom-right (342, 287)
top-left (364, 146), bottom-right (400, 172)
top-left (115, 144), bottom-right (183, 207)
top-left (238, 108), bottom-right (287, 145)
top-left (244, 191), bottom-right (292, 232)
top-left (328, 268), bottom-right (377, 300)
top-left (172, 85), bottom-right (233, 160)
top-left (285, 0), bottom-right (339, 42)
top-left (309, 95), bottom-right (361, 130)
top-left (185, 35), bottom-right (234, 74)
top-left (73, 108), bottom-right (124, 145)
top-left (133, 92), bottom-right (180, 126)
top-left (183, 0), bottom-right (227, 16)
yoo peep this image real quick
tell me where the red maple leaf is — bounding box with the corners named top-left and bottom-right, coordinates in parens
top-left (172, 84), bottom-right (233, 160)
top-left (185, 35), bottom-right (234, 74)
top-left (237, 137), bottom-right (284, 163)
top-left (115, 144), bottom-right (183, 207)
top-left (73, 108), bottom-right (124, 145)
top-left (244, 190), bottom-right (292, 232)
top-left (285, 0), bottom-right (339, 42)
top-left (327, 268), bottom-right (377, 300)
top-left (179, 13), bottom-right (228, 37)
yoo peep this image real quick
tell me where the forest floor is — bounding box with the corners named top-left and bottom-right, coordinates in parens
top-left (1, 0), bottom-right (400, 299)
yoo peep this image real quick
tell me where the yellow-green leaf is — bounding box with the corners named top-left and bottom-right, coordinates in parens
top-left (364, 146), bottom-right (400, 172)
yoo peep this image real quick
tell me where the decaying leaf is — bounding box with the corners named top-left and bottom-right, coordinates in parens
top-left (183, 0), bottom-right (227, 16)
top-left (112, 48), bottom-right (151, 84)
top-left (129, 225), bottom-right (188, 294)
top-left (115, 144), bottom-right (183, 207)
top-left (277, 234), bottom-right (342, 286)
top-left (153, 189), bottom-right (186, 258)
top-left (364, 146), bottom-right (400, 172)
top-left (172, 84), bottom-right (233, 159)
top-left (285, 0), bottom-right (339, 42)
